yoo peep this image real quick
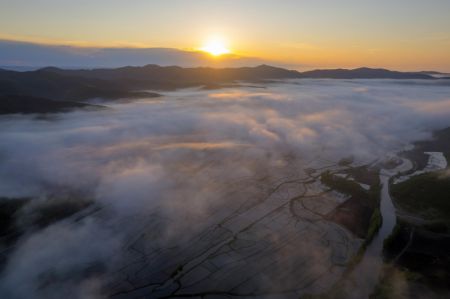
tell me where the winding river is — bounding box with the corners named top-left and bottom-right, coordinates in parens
top-left (345, 158), bottom-right (413, 298)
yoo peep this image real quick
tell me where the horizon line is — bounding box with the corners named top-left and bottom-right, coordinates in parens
top-left (1, 37), bottom-right (449, 73)
top-left (1, 64), bottom-right (448, 75)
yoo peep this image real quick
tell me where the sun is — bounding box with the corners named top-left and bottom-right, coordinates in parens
top-left (200, 36), bottom-right (231, 56)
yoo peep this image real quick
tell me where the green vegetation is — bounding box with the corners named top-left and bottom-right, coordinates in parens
top-left (321, 171), bottom-right (367, 198)
top-left (391, 170), bottom-right (450, 223)
top-left (345, 207), bottom-right (382, 272)
top-left (343, 165), bottom-right (381, 186)
top-left (365, 208), bottom-right (382, 245)
top-left (302, 206), bottom-right (383, 299)
top-left (368, 183), bottom-right (382, 205)
top-left (364, 183), bottom-right (383, 246)
top-left (321, 169), bottom-right (381, 206)
top-left (321, 169), bottom-right (382, 237)
top-left (320, 169), bottom-right (383, 270)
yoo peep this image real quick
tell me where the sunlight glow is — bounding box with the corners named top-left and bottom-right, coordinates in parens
top-left (200, 36), bottom-right (230, 56)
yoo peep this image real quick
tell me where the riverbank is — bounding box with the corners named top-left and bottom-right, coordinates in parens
top-left (372, 127), bottom-right (450, 298)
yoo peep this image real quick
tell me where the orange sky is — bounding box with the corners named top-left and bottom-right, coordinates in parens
top-left (1, 0), bottom-right (450, 71)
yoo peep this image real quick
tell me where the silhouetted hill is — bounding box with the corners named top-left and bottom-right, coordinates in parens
top-left (15, 65), bottom-right (439, 84)
top-left (418, 71), bottom-right (443, 75)
top-left (298, 67), bottom-right (433, 79)
top-left (0, 65), bottom-right (299, 101)
top-left (0, 65), bottom-right (442, 113)
top-left (0, 95), bottom-right (101, 114)
top-left (0, 68), bottom-right (161, 101)
top-left (38, 64), bottom-right (300, 84)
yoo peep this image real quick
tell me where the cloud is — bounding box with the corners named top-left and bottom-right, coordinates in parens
top-left (0, 219), bottom-right (121, 299)
top-left (0, 39), bottom-right (269, 69)
top-left (407, 98), bottom-right (450, 115)
top-left (1, 79), bottom-right (450, 297)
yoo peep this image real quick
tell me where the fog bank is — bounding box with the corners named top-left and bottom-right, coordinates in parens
top-left (1, 79), bottom-right (450, 298)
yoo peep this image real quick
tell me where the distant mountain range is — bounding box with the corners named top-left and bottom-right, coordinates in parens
top-left (0, 64), bottom-right (448, 114)
top-left (298, 67), bottom-right (442, 79)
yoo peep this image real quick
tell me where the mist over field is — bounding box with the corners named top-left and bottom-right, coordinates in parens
top-left (1, 79), bottom-right (450, 298)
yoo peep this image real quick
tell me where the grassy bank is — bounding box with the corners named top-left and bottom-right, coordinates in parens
top-left (391, 171), bottom-right (450, 224)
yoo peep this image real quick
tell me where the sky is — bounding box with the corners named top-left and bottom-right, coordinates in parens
top-left (1, 0), bottom-right (450, 71)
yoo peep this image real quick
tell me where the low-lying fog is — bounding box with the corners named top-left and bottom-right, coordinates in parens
top-left (1, 79), bottom-right (450, 298)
